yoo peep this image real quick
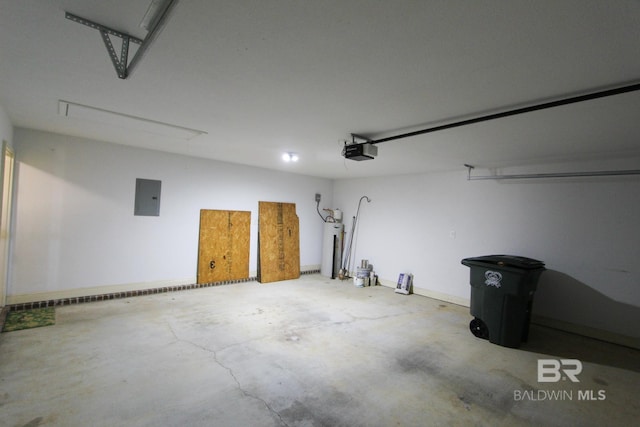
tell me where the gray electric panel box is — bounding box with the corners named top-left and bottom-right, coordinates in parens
top-left (134, 178), bottom-right (161, 216)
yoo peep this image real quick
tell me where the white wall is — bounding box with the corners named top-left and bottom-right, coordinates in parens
top-left (9, 126), bottom-right (640, 345)
top-left (10, 128), bottom-right (331, 299)
top-left (0, 103), bottom-right (13, 147)
top-left (333, 159), bottom-right (640, 345)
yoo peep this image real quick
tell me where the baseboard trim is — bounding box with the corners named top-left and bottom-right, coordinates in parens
top-left (378, 278), bottom-right (470, 307)
top-left (6, 277), bottom-right (241, 311)
top-left (376, 278), bottom-right (639, 350)
top-left (6, 267), bottom-right (321, 312)
top-left (531, 314), bottom-right (640, 350)
top-left (300, 265), bottom-right (321, 274)
top-left (7, 278), bottom-right (197, 305)
top-left (14, 272), bottom-right (633, 349)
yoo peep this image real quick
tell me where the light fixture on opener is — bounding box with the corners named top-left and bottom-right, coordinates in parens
top-left (282, 152), bottom-right (299, 162)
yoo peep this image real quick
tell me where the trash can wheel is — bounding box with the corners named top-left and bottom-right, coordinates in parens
top-left (470, 318), bottom-right (489, 340)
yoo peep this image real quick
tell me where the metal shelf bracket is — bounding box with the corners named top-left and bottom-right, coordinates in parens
top-left (65, 12), bottom-right (143, 79)
top-left (65, 1), bottom-right (178, 79)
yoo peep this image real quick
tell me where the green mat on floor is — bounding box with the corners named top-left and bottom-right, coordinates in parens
top-left (2, 307), bottom-right (56, 332)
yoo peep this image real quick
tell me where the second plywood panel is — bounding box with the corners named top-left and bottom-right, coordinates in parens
top-left (197, 209), bottom-right (251, 284)
top-left (258, 201), bottom-right (300, 283)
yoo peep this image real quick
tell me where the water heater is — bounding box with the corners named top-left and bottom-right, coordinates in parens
top-left (321, 222), bottom-right (344, 278)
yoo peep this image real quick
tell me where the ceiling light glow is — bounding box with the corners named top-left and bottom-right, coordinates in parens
top-left (282, 152), bottom-right (299, 162)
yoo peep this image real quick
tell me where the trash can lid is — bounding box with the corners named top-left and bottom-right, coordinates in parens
top-left (461, 254), bottom-right (545, 269)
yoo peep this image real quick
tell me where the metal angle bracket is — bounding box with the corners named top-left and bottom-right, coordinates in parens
top-left (65, 12), bottom-right (143, 79)
top-left (350, 133), bottom-right (373, 144)
top-left (464, 164), bottom-right (475, 180)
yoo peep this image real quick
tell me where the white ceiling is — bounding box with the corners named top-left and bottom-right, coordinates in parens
top-left (1, 0), bottom-right (639, 179)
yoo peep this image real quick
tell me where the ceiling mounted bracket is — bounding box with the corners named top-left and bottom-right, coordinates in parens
top-left (99, 28), bottom-right (132, 79)
top-left (464, 164), bottom-right (475, 180)
top-left (65, 0), bottom-right (179, 79)
top-left (350, 133), bottom-right (373, 144)
top-left (65, 12), bottom-right (143, 79)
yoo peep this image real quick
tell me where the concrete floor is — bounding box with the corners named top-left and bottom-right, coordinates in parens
top-left (1, 274), bottom-right (639, 427)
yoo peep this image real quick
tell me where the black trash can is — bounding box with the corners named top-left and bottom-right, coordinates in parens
top-left (461, 255), bottom-right (545, 348)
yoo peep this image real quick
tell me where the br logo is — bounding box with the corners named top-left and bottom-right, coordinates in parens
top-left (538, 359), bottom-right (582, 383)
top-left (484, 270), bottom-right (502, 288)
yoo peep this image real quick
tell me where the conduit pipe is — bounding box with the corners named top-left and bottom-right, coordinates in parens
top-left (464, 164), bottom-right (640, 181)
top-left (127, 0), bottom-right (180, 78)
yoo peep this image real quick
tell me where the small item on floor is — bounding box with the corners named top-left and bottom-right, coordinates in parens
top-left (354, 271), bottom-right (377, 287)
top-left (395, 273), bottom-right (413, 295)
top-left (2, 307), bottom-right (56, 332)
top-left (354, 259), bottom-right (374, 287)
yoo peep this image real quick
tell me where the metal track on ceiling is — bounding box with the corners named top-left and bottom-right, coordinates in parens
top-left (363, 81), bottom-right (640, 146)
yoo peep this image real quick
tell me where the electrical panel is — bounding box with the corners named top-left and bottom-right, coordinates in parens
top-left (134, 178), bottom-right (161, 216)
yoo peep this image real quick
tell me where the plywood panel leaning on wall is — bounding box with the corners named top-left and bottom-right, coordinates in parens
top-left (197, 210), bottom-right (251, 284)
top-left (258, 201), bottom-right (300, 283)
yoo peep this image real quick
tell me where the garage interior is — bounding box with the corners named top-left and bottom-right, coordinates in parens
top-left (0, 1), bottom-right (639, 426)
